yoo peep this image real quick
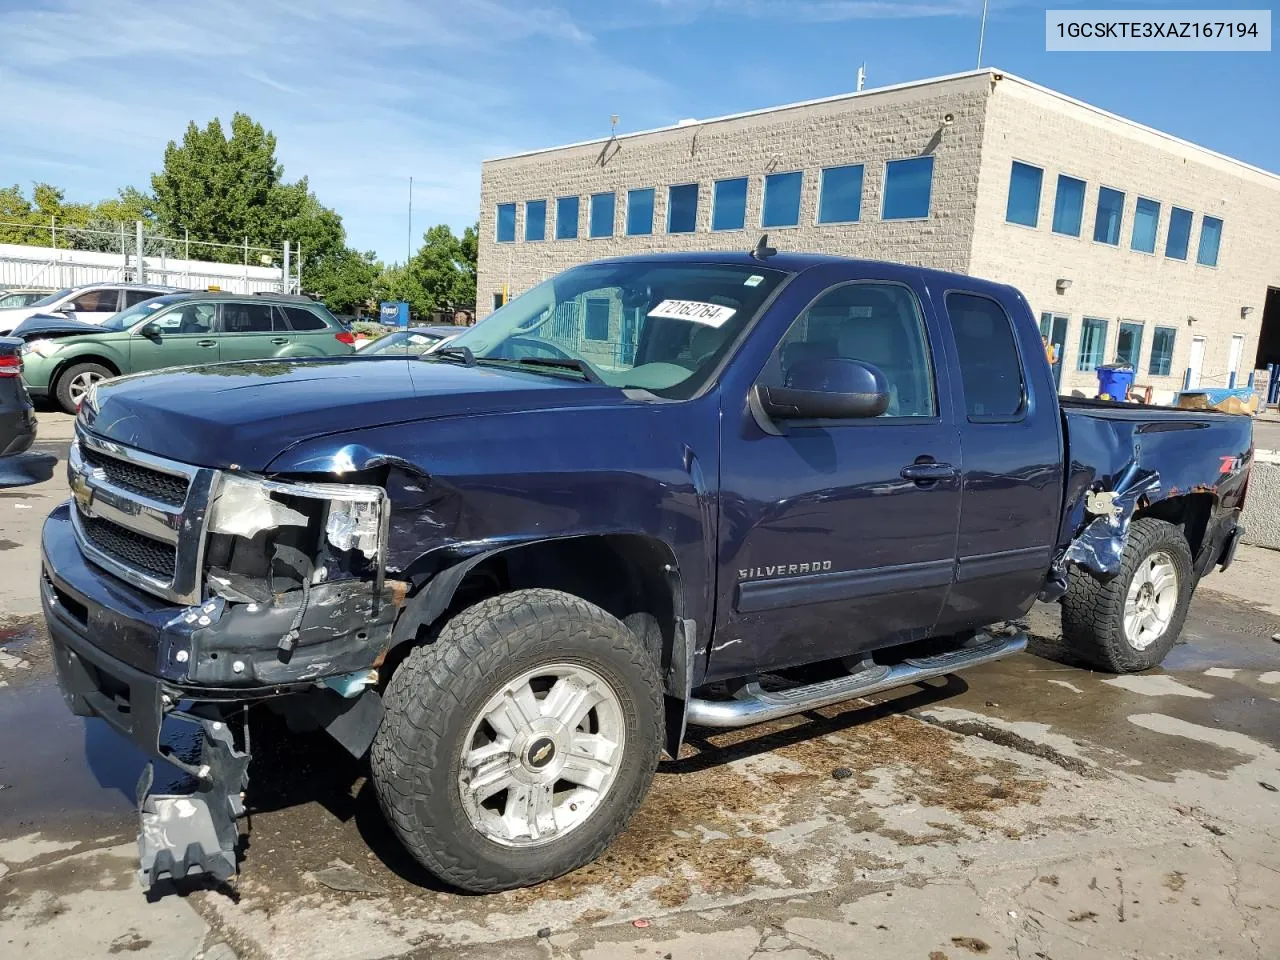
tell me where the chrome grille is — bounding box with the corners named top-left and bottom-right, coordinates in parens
top-left (80, 445), bottom-right (189, 506)
top-left (68, 430), bottom-right (218, 604)
top-left (81, 516), bottom-right (176, 578)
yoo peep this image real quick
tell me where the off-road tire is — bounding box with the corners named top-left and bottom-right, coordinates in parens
top-left (1061, 517), bottom-right (1195, 673)
top-left (54, 362), bottom-right (112, 414)
top-left (370, 588), bottom-right (663, 892)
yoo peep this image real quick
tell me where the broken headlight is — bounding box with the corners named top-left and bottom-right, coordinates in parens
top-left (206, 473), bottom-right (387, 584)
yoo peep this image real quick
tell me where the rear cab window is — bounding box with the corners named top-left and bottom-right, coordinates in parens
top-left (944, 291), bottom-right (1026, 421)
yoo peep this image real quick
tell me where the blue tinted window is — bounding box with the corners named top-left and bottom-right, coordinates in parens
top-left (883, 156), bottom-right (934, 220)
top-left (1117, 321), bottom-right (1143, 366)
top-left (1149, 326), bottom-right (1176, 376)
top-left (555, 196), bottom-right (579, 240)
top-left (626, 188), bottom-right (654, 236)
top-left (1005, 161), bottom-right (1042, 227)
top-left (1197, 216), bottom-right (1223, 266)
top-left (589, 192), bottom-right (614, 238)
top-left (1165, 207), bottom-right (1192, 260)
top-left (496, 203), bottom-right (516, 243)
top-left (1131, 197), bottom-right (1159, 253)
top-left (524, 200), bottom-right (546, 242)
top-left (712, 177), bottom-right (748, 231)
top-left (667, 183), bottom-right (698, 233)
top-left (817, 164), bottom-right (863, 224)
top-left (762, 171), bottom-right (802, 227)
top-left (585, 298), bottom-right (610, 341)
top-left (1077, 317), bottom-right (1108, 372)
top-left (1051, 175), bottom-right (1085, 236)
top-left (1093, 187), bottom-right (1124, 245)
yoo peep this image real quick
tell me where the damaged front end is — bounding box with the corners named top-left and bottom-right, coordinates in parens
top-left (50, 434), bottom-right (413, 891)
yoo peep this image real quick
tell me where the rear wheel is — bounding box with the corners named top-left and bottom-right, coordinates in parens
top-left (55, 362), bottom-right (112, 414)
top-left (370, 588), bottom-right (663, 892)
top-left (1062, 517), bottom-right (1194, 673)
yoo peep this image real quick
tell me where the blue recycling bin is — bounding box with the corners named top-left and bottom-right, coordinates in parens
top-left (1096, 364), bottom-right (1135, 400)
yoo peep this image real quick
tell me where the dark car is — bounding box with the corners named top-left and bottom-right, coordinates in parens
top-left (0, 337), bottom-right (36, 457)
top-left (40, 251), bottom-right (1251, 896)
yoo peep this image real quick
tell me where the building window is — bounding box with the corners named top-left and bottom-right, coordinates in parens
top-left (762, 171), bottom-right (802, 227)
top-left (1093, 187), bottom-right (1124, 245)
top-left (1077, 317), bottom-right (1108, 371)
top-left (555, 196), bottom-right (579, 240)
top-left (1117, 321), bottom-right (1144, 367)
top-left (882, 156), bottom-right (934, 220)
top-left (492, 291), bottom-right (506, 310)
top-left (589, 192), bottom-right (615, 238)
top-left (1149, 326), bottom-right (1176, 376)
top-left (1165, 207), bottom-right (1193, 260)
top-left (1051, 174), bottom-right (1086, 236)
top-left (817, 164), bottom-right (864, 224)
top-left (1130, 198), bottom-right (1160, 254)
top-left (626, 188), bottom-right (654, 236)
top-left (667, 183), bottom-right (699, 233)
top-left (712, 177), bottom-right (748, 231)
top-left (496, 203), bottom-right (516, 243)
top-left (1197, 215), bottom-right (1223, 266)
top-left (584, 297), bottom-right (611, 341)
top-left (524, 200), bottom-right (546, 242)
top-left (1005, 161), bottom-right (1042, 227)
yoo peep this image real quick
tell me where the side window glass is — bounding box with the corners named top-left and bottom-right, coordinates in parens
top-left (766, 282), bottom-right (936, 418)
top-left (150, 303), bottom-right (214, 334)
top-left (283, 306), bottom-right (327, 331)
top-left (945, 293), bottom-right (1026, 419)
top-left (124, 289), bottom-right (158, 307)
top-left (71, 289), bottom-right (117, 312)
top-left (221, 302), bottom-right (274, 333)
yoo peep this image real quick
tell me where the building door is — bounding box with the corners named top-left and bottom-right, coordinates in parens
top-left (1227, 334), bottom-right (1245, 388)
top-left (1187, 336), bottom-right (1206, 389)
top-left (1039, 313), bottom-right (1067, 388)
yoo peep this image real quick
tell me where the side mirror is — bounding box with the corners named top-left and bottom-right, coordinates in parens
top-left (57, 307), bottom-right (76, 319)
top-left (755, 357), bottom-right (890, 421)
top-left (138, 323), bottom-right (161, 341)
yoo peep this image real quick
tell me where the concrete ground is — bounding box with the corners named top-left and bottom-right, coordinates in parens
top-left (3, 411), bottom-right (1279, 960)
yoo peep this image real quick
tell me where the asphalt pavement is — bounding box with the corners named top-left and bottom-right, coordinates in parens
top-left (1, 410), bottom-right (1278, 960)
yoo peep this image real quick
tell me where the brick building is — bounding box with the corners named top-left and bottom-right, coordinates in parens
top-left (477, 68), bottom-right (1280, 401)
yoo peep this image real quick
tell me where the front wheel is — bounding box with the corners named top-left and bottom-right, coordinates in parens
top-left (370, 589), bottom-right (663, 892)
top-left (55, 362), bottom-right (112, 414)
top-left (1061, 517), bottom-right (1195, 673)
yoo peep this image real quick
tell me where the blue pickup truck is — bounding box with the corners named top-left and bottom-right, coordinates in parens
top-left (41, 249), bottom-right (1252, 894)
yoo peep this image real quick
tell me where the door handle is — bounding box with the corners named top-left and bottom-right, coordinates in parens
top-left (270, 337), bottom-right (289, 345)
top-left (196, 339), bottom-right (217, 348)
top-left (900, 462), bottom-right (958, 482)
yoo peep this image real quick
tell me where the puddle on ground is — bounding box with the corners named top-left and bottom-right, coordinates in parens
top-left (0, 673), bottom-right (197, 844)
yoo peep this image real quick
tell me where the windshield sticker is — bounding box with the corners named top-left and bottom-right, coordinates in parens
top-left (744, 275), bottom-right (764, 287)
top-left (408, 334), bottom-right (429, 344)
top-left (647, 299), bottom-right (737, 327)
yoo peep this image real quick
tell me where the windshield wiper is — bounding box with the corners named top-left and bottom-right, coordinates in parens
top-left (512, 356), bottom-right (603, 384)
top-left (426, 344), bottom-right (476, 366)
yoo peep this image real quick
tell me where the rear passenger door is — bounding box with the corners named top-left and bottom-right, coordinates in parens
top-left (66, 288), bottom-right (122, 324)
top-left (217, 301), bottom-right (288, 362)
top-left (280, 305), bottom-right (343, 354)
top-left (934, 289), bottom-right (1063, 634)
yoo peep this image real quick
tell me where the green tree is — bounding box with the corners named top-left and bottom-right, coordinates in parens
top-left (400, 223), bottom-right (478, 318)
top-left (304, 247), bottom-right (380, 314)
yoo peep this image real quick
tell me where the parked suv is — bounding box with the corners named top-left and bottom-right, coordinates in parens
top-left (0, 282), bottom-right (181, 333)
top-left (19, 291), bottom-right (356, 412)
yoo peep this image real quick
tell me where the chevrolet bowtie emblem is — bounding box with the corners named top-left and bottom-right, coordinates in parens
top-left (530, 743), bottom-right (553, 765)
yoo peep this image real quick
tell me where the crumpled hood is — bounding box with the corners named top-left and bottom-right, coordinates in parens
top-left (81, 356), bottom-right (610, 471)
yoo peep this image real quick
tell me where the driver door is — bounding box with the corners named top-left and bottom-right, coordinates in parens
top-left (129, 303), bottom-right (219, 372)
top-left (709, 277), bottom-right (963, 681)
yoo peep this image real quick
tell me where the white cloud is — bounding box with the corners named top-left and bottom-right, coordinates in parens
top-left (0, 0), bottom-right (664, 260)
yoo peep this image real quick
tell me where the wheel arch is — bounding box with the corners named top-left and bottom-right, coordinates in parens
top-left (1134, 491), bottom-right (1215, 573)
top-left (387, 533), bottom-right (694, 757)
top-left (50, 352), bottom-right (122, 386)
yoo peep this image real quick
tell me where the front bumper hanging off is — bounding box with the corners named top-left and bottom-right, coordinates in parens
top-left (50, 607), bottom-right (252, 889)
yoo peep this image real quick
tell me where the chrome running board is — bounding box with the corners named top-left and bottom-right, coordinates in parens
top-left (685, 633), bottom-right (1027, 729)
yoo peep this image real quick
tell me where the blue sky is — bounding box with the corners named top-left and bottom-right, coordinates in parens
top-left (1, 0), bottom-right (1274, 262)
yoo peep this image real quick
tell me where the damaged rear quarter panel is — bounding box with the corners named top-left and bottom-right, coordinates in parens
top-left (1056, 405), bottom-right (1253, 576)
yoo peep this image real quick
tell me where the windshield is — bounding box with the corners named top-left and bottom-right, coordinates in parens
top-left (28, 288), bottom-right (73, 308)
top-left (363, 330), bottom-right (445, 356)
top-left (444, 261), bottom-right (787, 396)
top-left (101, 295), bottom-right (182, 330)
